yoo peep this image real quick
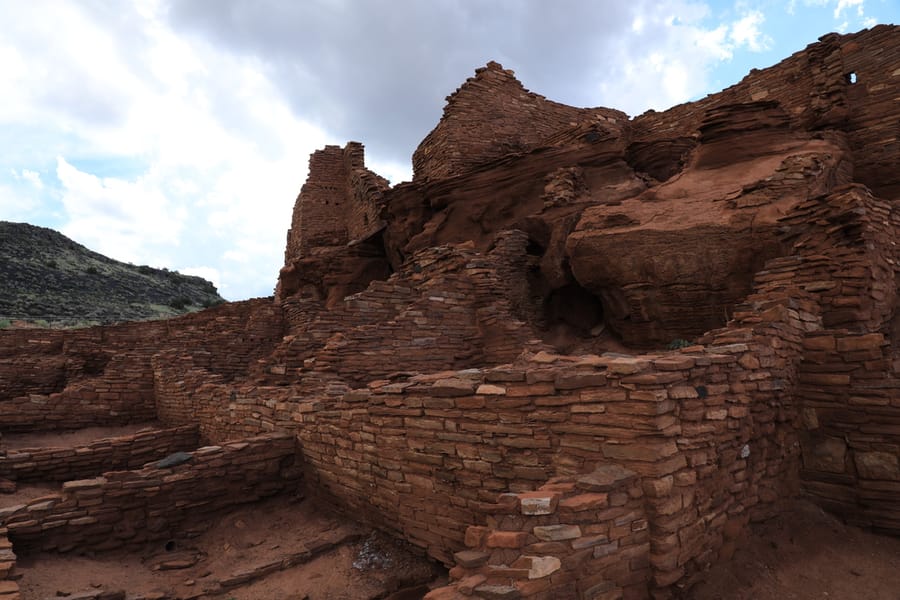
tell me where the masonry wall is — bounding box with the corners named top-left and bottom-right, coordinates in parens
top-left (631, 26), bottom-right (900, 199)
top-left (266, 234), bottom-right (540, 388)
top-left (294, 304), bottom-right (807, 597)
top-left (278, 142), bottom-right (389, 301)
top-left (0, 425), bottom-right (199, 482)
top-left (0, 527), bottom-right (16, 599)
top-left (0, 433), bottom-right (300, 554)
top-left (756, 186), bottom-right (900, 535)
top-left (0, 299), bottom-right (282, 433)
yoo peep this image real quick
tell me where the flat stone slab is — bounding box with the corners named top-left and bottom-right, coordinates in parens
top-left (577, 464), bottom-right (638, 492)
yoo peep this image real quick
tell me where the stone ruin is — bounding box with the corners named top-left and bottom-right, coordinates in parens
top-left (2, 24), bottom-right (900, 600)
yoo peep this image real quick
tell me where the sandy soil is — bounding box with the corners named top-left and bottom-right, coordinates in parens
top-left (14, 493), bottom-right (444, 600)
top-left (689, 500), bottom-right (900, 600)
top-left (0, 483), bottom-right (60, 509)
top-left (1, 422), bottom-right (163, 450)
top-left (12, 496), bottom-right (899, 600)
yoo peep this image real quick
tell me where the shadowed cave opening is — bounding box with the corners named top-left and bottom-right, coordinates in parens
top-left (540, 282), bottom-right (625, 354)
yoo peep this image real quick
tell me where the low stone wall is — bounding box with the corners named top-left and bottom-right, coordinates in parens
top-left (295, 300), bottom-right (807, 594)
top-left (0, 299), bottom-right (284, 433)
top-left (0, 374), bottom-right (156, 434)
top-left (0, 527), bottom-right (16, 599)
top-left (0, 433), bottom-right (300, 554)
top-left (426, 465), bottom-right (647, 600)
top-left (0, 425), bottom-right (199, 482)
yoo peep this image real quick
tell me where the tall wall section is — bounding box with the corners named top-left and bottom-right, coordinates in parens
top-left (630, 25), bottom-right (900, 200)
top-left (412, 61), bottom-right (626, 181)
top-left (278, 142), bottom-right (390, 303)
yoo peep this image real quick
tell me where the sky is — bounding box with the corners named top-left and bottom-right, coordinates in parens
top-left (0, 1), bottom-right (895, 300)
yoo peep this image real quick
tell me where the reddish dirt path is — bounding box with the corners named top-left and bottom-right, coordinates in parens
top-left (13, 494), bottom-right (444, 599)
top-left (690, 500), bottom-right (900, 600)
top-left (1, 422), bottom-right (163, 450)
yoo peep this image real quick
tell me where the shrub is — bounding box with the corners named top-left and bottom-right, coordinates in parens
top-left (667, 338), bottom-right (692, 350)
top-left (201, 298), bottom-right (225, 309)
top-left (0, 319), bottom-right (10, 329)
top-left (169, 296), bottom-right (192, 310)
top-left (138, 265), bottom-right (154, 275)
top-left (86, 266), bottom-right (99, 275)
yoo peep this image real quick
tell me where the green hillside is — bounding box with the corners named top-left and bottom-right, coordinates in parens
top-left (0, 221), bottom-right (226, 327)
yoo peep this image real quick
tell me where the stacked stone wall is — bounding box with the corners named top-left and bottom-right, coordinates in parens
top-left (0, 425), bottom-right (199, 483)
top-left (278, 142), bottom-right (389, 301)
top-left (0, 528), bottom-right (15, 599)
top-left (0, 433), bottom-right (299, 555)
top-left (798, 331), bottom-right (900, 534)
top-left (266, 237), bottom-right (540, 387)
top-left (430, 466), bottom-right (649, 600)
top-left (295, 302), bottom-right (807, 595)
top-left (632, 26), bottom-right (900, 198)
top-left (0, 299), bottom-right (282, 433)
top-left (412, 61), bottom-right (626, 181)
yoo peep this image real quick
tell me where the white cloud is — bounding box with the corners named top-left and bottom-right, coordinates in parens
top-left (834, 0), bottom-right (865, 19)
top-left (56, 156), bottom-right (187, 263)
top-left (0, 1), bottom-right (334, 299)
top-left (11, 169), bottom-right (44, 190)
top-left (787, 0), bottom-right (877, 28)
top-left (591, 3), bottom-right (775, 115)
top-left (181, 266), bottom-right (222, 292)
top-left (730, 11), bottom-right (772, 53)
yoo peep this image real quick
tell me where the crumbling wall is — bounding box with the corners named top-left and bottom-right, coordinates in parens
top-left (277, 142), bottom-right (389, 302)
top-left (0, 299), bottom-right (282, 432)
top-left (412, 61), bottom-right (626, 181)
top-left (0, 433), bottom-right (299, 554)
top-left (631, 26), bottom-right (900, 198)
top-left (294, 301), bottom-right (807, 597)
top-left (0, 527), bottom-right (15, 599)
top-left (0, 425), bottom-right (199, 482)
top-left (773, 187), bottom-right (900, 535)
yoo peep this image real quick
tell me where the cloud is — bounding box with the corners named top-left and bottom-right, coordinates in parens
top-left (56, 156), bottom-right (187, 263)
top-left (181, 265), bottom-right (222, 292)
top-left (730, 11), bottom-right (773, 52)
top-left (12, 169), bottom-right (44, 190)
top-left (0, 0), bottom-right (335, 299)
top-left (834, 0), bottom-right (865, 19)
top-left (164, 0), bottom-right (769, 154)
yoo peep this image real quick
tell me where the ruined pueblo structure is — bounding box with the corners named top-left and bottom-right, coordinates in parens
top-left (2, 25), bottom-right (900, 600)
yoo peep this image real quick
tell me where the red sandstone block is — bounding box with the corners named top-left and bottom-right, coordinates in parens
top-left (456, 396), bottom-right (487, 409)
top-left (559, 493), bottom-right (609, 511)
top-left (836, 333), bottom-right (885, 352)
top-left (466, 526), bottom-right (489, 548)
top-left (486, 531), bottom-right (529, 549)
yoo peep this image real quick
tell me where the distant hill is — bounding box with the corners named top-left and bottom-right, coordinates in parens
top-left (0, 221), bottom-right (226, 327)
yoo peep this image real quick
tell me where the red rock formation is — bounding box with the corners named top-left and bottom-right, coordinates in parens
top-left (4, 24), bottom-right (900, 600)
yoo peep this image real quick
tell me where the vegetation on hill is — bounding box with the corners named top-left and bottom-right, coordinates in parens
top-left (0, 221), bottom-right (226, 328)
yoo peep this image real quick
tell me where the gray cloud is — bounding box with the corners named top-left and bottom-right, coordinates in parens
top-left (163, 0), bottom-right (646, 171)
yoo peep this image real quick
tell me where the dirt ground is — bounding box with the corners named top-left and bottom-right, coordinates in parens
top-left (0, 482), bottom-right (61, 508)
top-left (689, 500), bottom-right (900, 600)
top-left (1, 422), bottom-right (163, 450)
top-left (13, 494), bottom-right (444, 600)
